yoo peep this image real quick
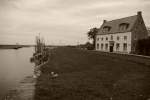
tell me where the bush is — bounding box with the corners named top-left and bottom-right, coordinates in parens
top-left (85, 42), bottom-right (94, 50)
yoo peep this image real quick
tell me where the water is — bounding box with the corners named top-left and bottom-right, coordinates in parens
top-left (0, 47), bottom-right (34, 98)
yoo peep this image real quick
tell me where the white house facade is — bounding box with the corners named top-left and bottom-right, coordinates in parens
top-left (95, 11), bottom-right (148, 53)
top-left (96, 32), bottom-right (131, 53)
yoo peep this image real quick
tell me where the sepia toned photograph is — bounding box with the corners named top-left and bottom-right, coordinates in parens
top-left (0, 0), bottom-right (150, 100)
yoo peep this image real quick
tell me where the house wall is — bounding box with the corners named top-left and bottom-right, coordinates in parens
top-left (131, 12), bottom-right (148, 53)
top-left (148, 30), bottom-right (150, 37)
top-left (96, 32), bottom-right (132, 53)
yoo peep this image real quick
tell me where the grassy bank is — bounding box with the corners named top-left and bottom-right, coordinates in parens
top-left (34, 47), bottom-right (150, 100)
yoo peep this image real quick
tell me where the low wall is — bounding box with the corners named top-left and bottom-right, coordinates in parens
top-left (93, 51), bottom-right (150, 66)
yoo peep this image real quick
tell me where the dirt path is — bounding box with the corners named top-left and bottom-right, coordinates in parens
top-left (3, 76), bottom-right (36, 100)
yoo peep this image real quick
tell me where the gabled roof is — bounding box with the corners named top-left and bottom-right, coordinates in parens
top-left (97, 15), bottom-right (138, 35)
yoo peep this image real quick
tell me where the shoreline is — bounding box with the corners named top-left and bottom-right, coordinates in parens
top-left (3, 75), bottom-right (36, 100)
top-left (3, 59), bottom-right (49, 100)
top-left (0, 45), bottom-right (32, 50)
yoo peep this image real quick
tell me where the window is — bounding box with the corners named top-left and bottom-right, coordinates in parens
top-left (124, 36), bottom-right (127, 40)
top-left (119, 23), bottom-right (129, 31)
top-left (103, 26), bottom-right (111, 33)
top-left (97, 43), bottom-right (99, 49)
top-left (101, 37), bottom-right (103, 41)
top-left (106, 37), bottom-right (108, 40)
top-left (97, 38), bottom-right (99, 41)
top-left (110, 35), bottom-right (113, 40)
top-left (101, 44), bottom-right (104, 50)
top-left (105, 44), bottom-right (108, 50)
top-left (116, 43), bottom-right (120, 51)
top-left (134, 35), bottom-right (137, 40)
top-left (123, 43), bottom-right (127, 51)
top-left (117, 36), bottom-right (119, 40)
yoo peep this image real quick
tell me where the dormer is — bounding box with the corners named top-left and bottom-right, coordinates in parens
top-left (103, 26), bottom-right (111, 33)
top-left (119, 23), bottom-right (129, 31)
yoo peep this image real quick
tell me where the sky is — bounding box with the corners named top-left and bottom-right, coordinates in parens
top-left (0, 0), bottom-right (150, 45)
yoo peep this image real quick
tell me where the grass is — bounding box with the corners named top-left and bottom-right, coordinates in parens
top-left (34, 47), bottom-right (150, 100)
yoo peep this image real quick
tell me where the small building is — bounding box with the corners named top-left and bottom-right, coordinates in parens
top-left (95, 11), bottom-right (148, 53)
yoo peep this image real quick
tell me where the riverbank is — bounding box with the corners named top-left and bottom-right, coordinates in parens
top-left (0, 45), bottom-right (31, 49)
top-left (34, 47), bottom-right (150, 100)
top-left (3, 76), bottom-right (36, 100)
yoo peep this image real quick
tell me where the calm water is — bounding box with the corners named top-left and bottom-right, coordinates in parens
top-left (0, 47), bottom-right (34, 98)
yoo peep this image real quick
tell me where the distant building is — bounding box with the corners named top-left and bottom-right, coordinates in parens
top-left (95, 11), bottom-right (148, 53)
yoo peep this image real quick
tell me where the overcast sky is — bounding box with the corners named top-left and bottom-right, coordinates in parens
top-left (0, 0), bottom-right (150, 45)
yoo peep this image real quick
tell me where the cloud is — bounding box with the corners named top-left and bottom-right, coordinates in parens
top-left (0, 0), bottom-right (150, 45)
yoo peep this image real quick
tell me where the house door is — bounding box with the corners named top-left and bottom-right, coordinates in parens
top-left (110, 46), bottom-right (113, 52)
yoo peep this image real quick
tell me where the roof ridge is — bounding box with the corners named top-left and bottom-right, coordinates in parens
top-left (97, 14), bottom-right (138, 34)
top-left (106, 15), bottom-right (137, 23)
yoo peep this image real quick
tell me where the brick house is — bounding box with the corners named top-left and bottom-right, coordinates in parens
top-left (95, 11), bottom-right (148, 53)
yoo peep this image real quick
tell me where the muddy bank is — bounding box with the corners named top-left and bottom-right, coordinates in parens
top-left (3, 76), bottom-right (36, 100)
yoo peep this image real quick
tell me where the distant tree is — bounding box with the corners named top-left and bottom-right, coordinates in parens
top-left (87, 27), bottom-right (99, 49)
top-left (85, 42), bottom-right (93, 50)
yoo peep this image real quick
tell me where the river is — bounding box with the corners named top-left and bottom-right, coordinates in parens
top-left (0, 47), bottom-right (34, 99)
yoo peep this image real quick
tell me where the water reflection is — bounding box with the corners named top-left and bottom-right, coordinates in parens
top-left (0, 47), bottom-right (34, 98)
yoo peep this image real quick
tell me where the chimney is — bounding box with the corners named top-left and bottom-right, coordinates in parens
top-left (137, 11), bottom-right (142, 16)
top-left (103, 20), bottom-right (107, 23)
